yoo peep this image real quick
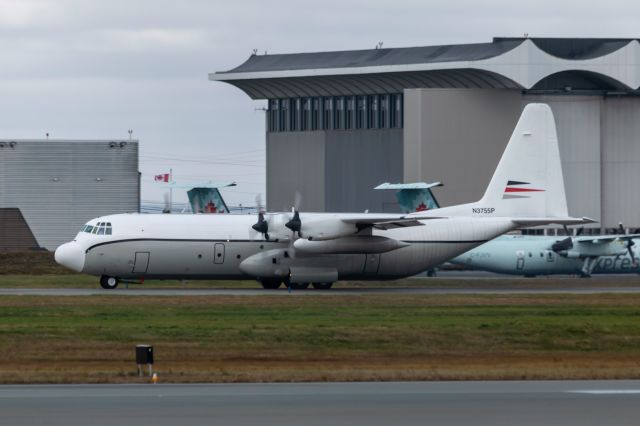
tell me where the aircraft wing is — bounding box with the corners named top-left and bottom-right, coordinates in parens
top-left (575, 234), bottom-right (640, 244)
top-left (512, 217), bottom-right (597, 227)
top-left (340, 215), bottom-right (444, 230)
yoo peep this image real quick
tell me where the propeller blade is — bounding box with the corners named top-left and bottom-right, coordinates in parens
top-left (255, 194), bottom-right (265, 213)
top-left (252, 212), bottom-right (269, 240)
top-left (285, 210), bottom-right (302, 237)
top-left (293, 191), bottom-right (302, 211)
top-left (576, 227), bottom-right (584, 236)
top-left (551, 237), bottom-right (573, 252)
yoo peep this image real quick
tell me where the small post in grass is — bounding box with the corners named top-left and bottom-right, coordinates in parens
top-left (136, 344), bottom-right (154, 377)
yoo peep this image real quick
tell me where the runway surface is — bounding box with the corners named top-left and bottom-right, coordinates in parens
top-left (2, 286), bottom-right (640, 296)
top-left (2, 380), bottom-right (640, 426)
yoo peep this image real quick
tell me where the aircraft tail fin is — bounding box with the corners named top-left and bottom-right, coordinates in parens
top-left (187, 187), bottom-right (230, 213)
top-left (476, 103), bottom-right (568, 218)
top-left (375, 182), bottom-right (442, 213)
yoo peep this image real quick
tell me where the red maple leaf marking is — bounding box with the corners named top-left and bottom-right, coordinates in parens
top-left (204, 202), bottom-right (218, 213)
top-left (415, 202), bottom-right (428, 212)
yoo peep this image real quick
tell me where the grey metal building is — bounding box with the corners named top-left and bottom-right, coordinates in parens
top-left (210, 37), bottom-right (640, 232)
top-left (0, 140), bottom-right (139, 251)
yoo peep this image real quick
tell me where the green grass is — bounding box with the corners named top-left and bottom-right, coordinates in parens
top-left (1, 294), bottom-right (640, 383)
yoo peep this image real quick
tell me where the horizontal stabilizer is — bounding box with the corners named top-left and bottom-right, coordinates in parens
top-left (512, 217), bottom-right (596, 227)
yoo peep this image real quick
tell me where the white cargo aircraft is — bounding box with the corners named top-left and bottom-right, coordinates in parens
top-left (55, 104), bottom-right (592, 289)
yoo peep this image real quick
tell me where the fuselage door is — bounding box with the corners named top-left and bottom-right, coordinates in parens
top-left (515, 250), bottom-right (525, 271)
top-left (214, 243), bottom-right (225, 264)
top-left (132, 252), bottom-right (150, 274)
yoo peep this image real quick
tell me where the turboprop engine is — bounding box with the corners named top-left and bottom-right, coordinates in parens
top-left (238, 249), bottom-right (339, 283)
top-left (251, 210), bottom-right (372, 242)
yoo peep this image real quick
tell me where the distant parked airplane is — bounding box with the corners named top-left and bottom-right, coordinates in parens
top-left (450, 226), bottom-right (639, 277)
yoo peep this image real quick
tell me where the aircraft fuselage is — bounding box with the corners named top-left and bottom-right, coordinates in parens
top-left (57, 213), bottom-right (515, 281)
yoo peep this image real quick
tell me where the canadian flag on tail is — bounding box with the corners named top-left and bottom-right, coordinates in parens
top-left (154, 173), bottom-right (170, 182)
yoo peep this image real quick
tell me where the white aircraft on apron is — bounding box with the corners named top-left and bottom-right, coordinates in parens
top-left (55, 104), bottom-right (593, 289)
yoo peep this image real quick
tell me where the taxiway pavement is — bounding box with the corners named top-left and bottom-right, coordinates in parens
top-left (2, 380), bottom-right (639, 426)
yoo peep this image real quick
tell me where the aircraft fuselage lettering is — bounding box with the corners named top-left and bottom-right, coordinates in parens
top-left (472, 207), bottom-right (495, 214)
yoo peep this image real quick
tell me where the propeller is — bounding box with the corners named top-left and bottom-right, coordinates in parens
top-left (618, 222), bottom-right (636, 263)
top-left (249, 194), bottom-right (270, 240)
top-left (551, 225), bottom-right (574, 252)
top-left (252, 212), bottom-right (270, 241)
top-left (285, 210), bottom-right (302, 237)
top-left (285, 191), bottom-right (303, 238)
top-left (551, 237), bottom-right (573, 252)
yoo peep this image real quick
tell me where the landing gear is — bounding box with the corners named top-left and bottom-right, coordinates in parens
top-left (312, 282), bottom-right (333, 290)
top-left (289, 282), bottom-right (310, 290)
top-left (100, 275), bottom-right (119, 289)
top-left (260, 279), bottom-right (282, 289)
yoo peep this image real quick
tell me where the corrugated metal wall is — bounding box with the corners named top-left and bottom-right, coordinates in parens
top-left (601, 98), bottom-right (640, 228)
top-left (324, 129), bottom-right (402, 213)
top-left (0, 140), bottom-right (139, 250)
top-left (266, 129), bottom-right (402, 213)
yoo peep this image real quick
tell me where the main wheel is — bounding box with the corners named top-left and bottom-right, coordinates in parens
top-left (260, 279), bottom-right (282, 289)
top-left (289, 282), bottom-right (310, 290)
top-left (100, 275), bottom-right (119, 289)
top-left (312, 282), bottom-right (333, 290)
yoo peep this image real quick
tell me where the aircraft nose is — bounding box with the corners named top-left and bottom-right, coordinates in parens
top-left (54, 242), bottom-right (85, 272)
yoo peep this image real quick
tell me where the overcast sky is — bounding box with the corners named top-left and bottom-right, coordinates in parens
top-left (2, 0), bottom-right (639, 206)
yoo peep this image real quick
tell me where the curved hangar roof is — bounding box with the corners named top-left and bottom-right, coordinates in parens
top-left (209, 37), bottom-right (640, 99)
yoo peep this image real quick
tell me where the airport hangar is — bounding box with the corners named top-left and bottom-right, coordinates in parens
top-left (0, 140), bottom-right (139, 251)
top-left (211, 37), bottom-right (640, 234)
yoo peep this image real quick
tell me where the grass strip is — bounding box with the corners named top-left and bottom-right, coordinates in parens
top-left (0, 294), bottom-right (640, 383)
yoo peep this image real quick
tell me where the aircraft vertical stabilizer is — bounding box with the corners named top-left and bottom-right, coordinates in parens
top-left (479, 103), bottom-right (568, 218)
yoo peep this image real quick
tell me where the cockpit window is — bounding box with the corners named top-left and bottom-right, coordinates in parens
top-left (82, 222), bottom-right (112, 236)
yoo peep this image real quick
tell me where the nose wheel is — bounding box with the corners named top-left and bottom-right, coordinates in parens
top-left (100, 275), bottom-right (119, 289)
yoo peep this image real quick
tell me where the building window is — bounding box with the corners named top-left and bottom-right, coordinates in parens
top-left (379, 95), bottom-right (388, 129)
top-left (293, 98), bottom-right (301, 131)
top-left (311, 98), bottom-right (320, 130)
top-left (301, 98), bottom-right (310, 131)
top-left (323, 97), bottom-right (332, 130)
top-left (268, 99), bottom-right (279, 132)
top-left (368, 95), bottom-right (378, 129)
top-left (282, 99), bottom-right (290, 131)
top-left (268, 94), bottom-right (403, 132)
top-left (356, 96), bottom-right (366, 129)
top-left (334, 97), bottom-right (344, 130)
top-left (345, 96), bottom-right (355, 130)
